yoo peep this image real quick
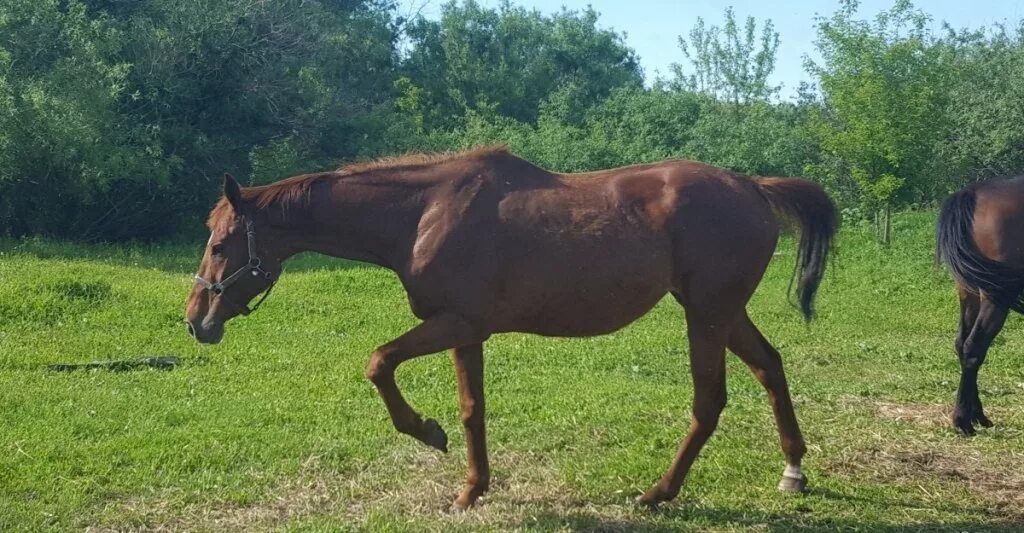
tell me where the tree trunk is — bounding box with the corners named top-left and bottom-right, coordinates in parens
top-left (882, 204), bottom-right (892, 245)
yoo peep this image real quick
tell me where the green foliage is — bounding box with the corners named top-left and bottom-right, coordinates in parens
top-left (807, 0), bottom-right (951, 211)
top-left (0, 0), bottom-right (402, 240)
top-left (400, 0), bottom-right (642, 129)
top-left (0, 0), bottom-right (172, 238)
top-left (937, 23), bottom-right (1024, 185)
top-left (249, 137), bottom-right (309, 186)
top-left (671, 6), bottom-right (781, 103)
top-left (2, 0), bottom-right (1024, 241)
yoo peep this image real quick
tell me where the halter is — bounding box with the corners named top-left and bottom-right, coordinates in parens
top-left (194, 219), bottom-right (277, 316)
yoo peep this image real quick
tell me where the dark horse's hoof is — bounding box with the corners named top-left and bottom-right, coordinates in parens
top-left (954, 410), bottom-right (993, 437)
top-left (421, 418), bottom-right (449, 453)
top-left (955, 421), bottom-right (976, 437)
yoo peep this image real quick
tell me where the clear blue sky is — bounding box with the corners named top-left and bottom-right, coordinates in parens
top-left (398, 0), bottom-right (1024, 99)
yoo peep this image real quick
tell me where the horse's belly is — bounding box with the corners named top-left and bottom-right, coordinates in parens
top-left (495, 248), bottom-right (673, 336)
top-left (512, 287), bottom-right (666, 336)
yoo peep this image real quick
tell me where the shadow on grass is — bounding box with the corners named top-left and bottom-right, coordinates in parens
top-left (0, 238), bottom-right (364, 274)
top-left (522, 514), bottom-right (1022, 532)
top-left (520, 505), bottom-right (1022, 532)
top-left (511, 486), bottom-right (1022, 532)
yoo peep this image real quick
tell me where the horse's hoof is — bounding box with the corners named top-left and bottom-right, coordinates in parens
top-left (953, 418), bottom-right (977, 437)
top-left (635, 494), bottom-right (660, 511)
top-left (975, 413), bottom-right (994, 428)
top-left (636, 485), bottom-right (675, 511)
top-left (422, 418), bottom-right (448, 453)
top-left (777, 474), bottom-right (808, 493)
top-left (451, 495), bottom-right (480, 512)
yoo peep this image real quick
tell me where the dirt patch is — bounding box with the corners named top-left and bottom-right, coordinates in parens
top-left (829, 446), bottom-right (1024, 519)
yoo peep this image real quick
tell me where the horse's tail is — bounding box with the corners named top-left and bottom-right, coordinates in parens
top-left (936, 185), bottom-right (1024, 313)
top-left (756, 177), bottom-right (838, 321)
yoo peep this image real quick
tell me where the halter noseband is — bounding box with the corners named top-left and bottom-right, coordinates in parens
top-left (194, 218), bottom-right (277, 316)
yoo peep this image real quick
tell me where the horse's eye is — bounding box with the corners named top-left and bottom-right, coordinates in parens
top-left (211, 244), bottom-right (225, 256)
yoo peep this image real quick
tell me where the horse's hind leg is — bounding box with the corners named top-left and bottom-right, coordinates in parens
top-left (727, 311), bottom-right (807, 492)
top-left (365, 313), bottom-right (486, 452)
top-left (953, 292), bottom-right (1008, 436)
top-left (638, 309), bottom-right (730, 507)
top-left (953, 286), bottom-right (984, 432)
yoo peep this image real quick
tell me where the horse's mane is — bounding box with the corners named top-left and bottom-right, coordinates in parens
top-left (337, 145), bottom-right (510, 175)
top-left (207, 173), bottom-right (326, 229)
top-left (207, 145), bottom-right (511, 229)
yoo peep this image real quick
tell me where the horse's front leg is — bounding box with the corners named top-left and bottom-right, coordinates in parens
top-left (451, 343), bottom-right (489, 510)
top-left (365, 313), bottom-right (485, 452)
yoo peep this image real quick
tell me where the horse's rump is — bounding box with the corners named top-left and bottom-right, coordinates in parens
top-left (937, 183), bottom-right (1024, 313)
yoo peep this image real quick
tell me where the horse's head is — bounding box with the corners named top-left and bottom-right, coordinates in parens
top-left (185, 174), bottom-right (282, 344)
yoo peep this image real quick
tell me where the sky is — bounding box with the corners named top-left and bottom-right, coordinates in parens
top-left (397, 0), bottom-right (1024, 99)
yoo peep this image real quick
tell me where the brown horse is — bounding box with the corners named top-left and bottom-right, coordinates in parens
top-left (185, 147), bottom-right (836, 509)
top-left (937, 176), bottom-right (1024, 436)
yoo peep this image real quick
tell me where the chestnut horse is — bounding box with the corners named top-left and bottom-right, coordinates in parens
top-left (937, 176), bottom-right (1024, 436)
top-left (185, 147), bottom-right (836, 509)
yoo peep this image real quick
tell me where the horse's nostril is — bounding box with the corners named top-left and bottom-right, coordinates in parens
top-left (186, 322), bottom-right (196, 338)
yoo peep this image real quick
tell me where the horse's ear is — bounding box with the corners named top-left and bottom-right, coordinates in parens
top-left (223, 173), bottom-right (245, 213)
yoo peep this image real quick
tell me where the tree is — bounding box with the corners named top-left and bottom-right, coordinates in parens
top-left (671, 7), bottom-right (780, 103)
top-left (807, 0), bottom-right (948, 243)
top-left (937, 23), bottom-right (1024, 186)
top-left (400, 0), bottom-right (642, 129)
top-left (0, 0), bottom-right (404, 239)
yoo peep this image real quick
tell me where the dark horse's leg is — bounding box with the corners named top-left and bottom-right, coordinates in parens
top-left (954, 285), bottom-right (984, 433)
top-left (953, 290), bottom-right (1008, 436)
top-left (727, 312), bottom-right (807, 492)
top-left (451, 343), bottom-right (489, 510)
top-left (638, 307), bottom-right (730, 507)
top-left (365, 313), bottom-right (485, 453)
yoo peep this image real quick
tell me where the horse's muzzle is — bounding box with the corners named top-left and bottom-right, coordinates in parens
top-left (186, 318), bottom-right (223, 344)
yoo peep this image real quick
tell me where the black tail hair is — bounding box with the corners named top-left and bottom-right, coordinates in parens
top-left (936, 186), bottom-right (1024, 313)
top-left (757, 178), bottom-right (839, 320)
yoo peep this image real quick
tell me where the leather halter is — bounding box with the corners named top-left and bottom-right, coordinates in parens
top-left (194, 219), bottom-right (277, 316)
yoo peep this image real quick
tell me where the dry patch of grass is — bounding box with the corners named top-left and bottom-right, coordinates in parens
top-left (829, 444), bottom-right (1024, 520)
top-left (840, 395), bottom-right (951, 427)
top-left (841, 395), bottom-right (1017, 429)
top-left (873, 400), bottom-right (952, 427)
top-left (830, 397), bottom-right (1024, 519)
top-left (90, 446), bottom-right (659, 531)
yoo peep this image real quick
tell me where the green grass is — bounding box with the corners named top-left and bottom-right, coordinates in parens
top-left (1, 211), bottom-right (1023, 531)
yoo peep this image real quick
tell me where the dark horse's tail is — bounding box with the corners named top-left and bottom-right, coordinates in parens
top-left (936, 186), bottom-right (1024, 313)
top-left (756, 178), bottom-right (838, 320)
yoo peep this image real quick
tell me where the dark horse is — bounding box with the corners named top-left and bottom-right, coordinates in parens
top-left (937, 176), bottom-right (1024, 436)
top-left (185, 147), bottom-right (836, 509)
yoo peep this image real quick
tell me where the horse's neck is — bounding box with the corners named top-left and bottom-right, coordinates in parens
top-left (276, 173), bottom-right (427, 270)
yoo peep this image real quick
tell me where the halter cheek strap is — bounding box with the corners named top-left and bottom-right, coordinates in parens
top-left (194, 219), bottom-right (278, 316)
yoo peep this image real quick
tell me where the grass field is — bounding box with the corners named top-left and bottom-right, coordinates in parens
top-left (1, 211), bottom-right (1023, 531)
